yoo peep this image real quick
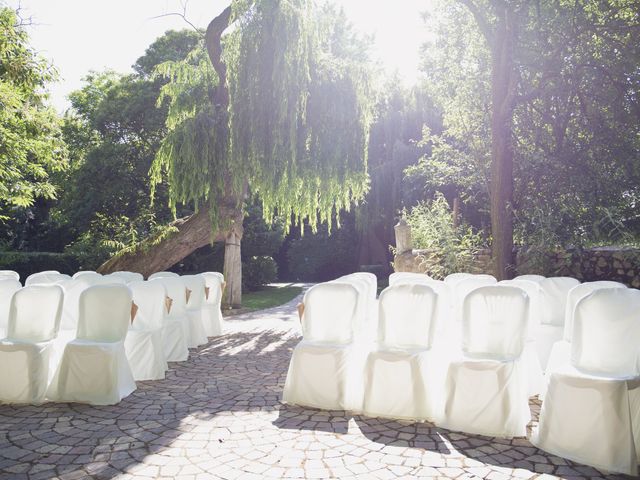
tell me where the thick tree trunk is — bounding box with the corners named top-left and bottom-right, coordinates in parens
top-left (489, 8), bottom-right (517, 280)
top-left (97, 209), bottom-right (221, 277)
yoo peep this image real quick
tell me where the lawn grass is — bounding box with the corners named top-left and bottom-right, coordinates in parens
top-left (241, 285), bottom-right (303, 311)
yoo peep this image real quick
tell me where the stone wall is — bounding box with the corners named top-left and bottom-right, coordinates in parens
top-left (392, 221), bottom-right (640, 287)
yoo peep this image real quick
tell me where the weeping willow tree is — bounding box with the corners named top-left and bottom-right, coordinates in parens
top-left (98, 0), bottom-right (373, 307)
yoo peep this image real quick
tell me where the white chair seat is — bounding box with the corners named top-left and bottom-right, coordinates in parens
top-left (283, 339), bottom-right (366, 411)
top-left (48, 339), bottom-right (135, 405)
top-left (124, 328), bottom-right (167, 381)
top-left (163, 318), bottom-right (189, 362)
top-left (201, 304), bottom-right (224, 337)
top-left (0, 339), bottom-right (55, 404)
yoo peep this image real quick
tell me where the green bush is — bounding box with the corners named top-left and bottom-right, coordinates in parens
top-left (401, 193), bottom-right (486, 278)
top-left (0, 251), bottom-right (80, 279)
top-left (243, 255), bottom-right (278, 291)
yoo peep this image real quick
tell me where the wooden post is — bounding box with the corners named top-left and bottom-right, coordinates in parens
top-left (452, 197), bottom-right (460, 229)
top-left (223, 230), bottom-right (242, 309)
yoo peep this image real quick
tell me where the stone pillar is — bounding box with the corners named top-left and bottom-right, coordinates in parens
top-left (394, 218), bottom-right (413, 255)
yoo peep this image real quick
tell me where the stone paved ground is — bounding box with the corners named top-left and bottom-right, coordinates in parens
top-left (0, 288), bottom-right (633, 480)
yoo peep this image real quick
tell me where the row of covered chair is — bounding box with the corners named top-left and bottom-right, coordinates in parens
top-left (0, 269), bottom-right (225, 405)
top-left (283, 272), bottom-right (640, 475)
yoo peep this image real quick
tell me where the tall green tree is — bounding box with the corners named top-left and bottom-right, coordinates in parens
top-left (99, 1), bottom-right (374, 307)
top-left (0, 7), bottom-right (66, 222)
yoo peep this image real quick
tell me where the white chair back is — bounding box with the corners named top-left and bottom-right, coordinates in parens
top-left (341, 272), bottom-right (377, 302)
top-left (389, 272), bottom-right (433, 286)
top-left (378, 284), bottom-right (438, 349)
top-left (0, 270), bottom-right (19, 282)
top-left (72, 271), bottom-right (101, 280)
top-left (148, 271), bottom-right (179, 280)
top-left (444, 272), bottom-right (473, 285)
top-left (462, 285), bottom-right (529, 360)
top-left (302, 282), bottom-right (358, 345)
top-left (7, 285), bottom-right (63, 342)
top-left (59, 277), bottom-right (99, 331)
top-left (539, 277), bottom-right (580, 326)
top-left (499, 279), bottom-right (541, 339)
top-left (107, 271), bottom-right (144, 283)
top-left (454, 275), bottom-right (497, 306)
top-left (25, 271), bottom-right (70, 286)
top-left (182, 275), bottom-right (206, 310)
top-left (564, 281), bottom-right (627, 342)
top-left (514, 274), bottom-right (545, 283)
top-left (77, 285), bottom-right (132, 342)
top-left (200, 272), bottom-right (223, 306)
top-left (129, 280), bottom-right (166, 331)
top-left (0, 279), bottom-right (21, 332)
top-left (571, 288), bottom-right (640, 377)
top-left (151, 277), bottom-right (187, 317)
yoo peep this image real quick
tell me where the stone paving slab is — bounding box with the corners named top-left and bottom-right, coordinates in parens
top-left (0, 290), bottom-right (634, 480)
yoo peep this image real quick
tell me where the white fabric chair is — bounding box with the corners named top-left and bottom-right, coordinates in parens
top-left (283, 282), bottom-right (366, 411)
top-left (0, 285), bottom-right (63, 404)
top-left (123, 281), bottom-right (168, 381)
top-left (182, 274), bottom-right (208, 347)
top-left (0, 270), bottom-right (19, 282)
top-left (47, 284), bottom-right (136, 405)
top-left (441, 285), bottom-right (531, 438)
top-left (532, 288), bottom-right (640, 475)
top-left (362, 284), bottom-right (446, 421)
top-left (389, 272), bottom-right (433, 286)
top-left (514, 274), bottom-right (545, 283)
top-left (149, 277), bottom-right (190, 361)
top-left (500, 279), bottom-right (545, 396)
top-left (148, 271), bottom-right (179, 280)
top-left (25, 271), bottom-right (71, 286)
top-left (200, 272), bottom-right (224, 337)
top-left (536, 277), bottom-right (580, 370)
top-left (72, 271), bottom-right (101, 280)
top-left (547, 281), bottom-right (627, 375)
top-left (0, 279), bottom-right (21, 338)
top-left (107, 271), bottom-right (144, 284)
top-left (449, 275), bottom-right (497, 339)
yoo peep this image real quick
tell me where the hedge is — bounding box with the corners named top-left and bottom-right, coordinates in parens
top-left (0, 251), bottom-right (80, 280)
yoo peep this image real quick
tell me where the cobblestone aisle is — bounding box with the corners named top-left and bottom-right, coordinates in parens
top-left (0, 290), bottom-right (631, 479)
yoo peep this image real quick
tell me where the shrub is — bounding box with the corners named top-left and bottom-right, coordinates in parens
top-left (243, 255), bottom-right (278, 291)
top-left (401, 193), bottom-right (485, 278)
top-left (0, 251), bottom-right (80, 279)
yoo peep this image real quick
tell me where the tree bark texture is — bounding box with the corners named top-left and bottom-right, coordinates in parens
top-left (489, 7), bottom-right (517, 280)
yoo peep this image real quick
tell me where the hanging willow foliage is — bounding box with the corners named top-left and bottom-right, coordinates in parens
top-left (152, 0), bottom-right (373, 235)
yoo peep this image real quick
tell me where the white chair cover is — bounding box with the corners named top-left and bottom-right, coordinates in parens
top-left (149, 277), bottom-right (190, 361)
top-left (25, 271), bottom-right (71, 286)
top-left (148, 271), bottom-right (179, 280)
top-left (72, 271), bottom-right (101, 279)
top-left (536, 277), bottom-right (580, 370)
top-left (332, 275), bottom-right (374, 341)
top-left (0, 270), bottom-right (20, 282)
top-left (123, 281), bottom-right (168, 381)
top-left (0, 279), bottom-right (21, 338)
top-left (182, 274), bottom-right (208, 347)
top-left (200, 272), bottom-right (224, 337)
top-left (532, 288), bottom-right (640, 475)
top-left (546, 281), bottom-right (627, 376)
top-left (442, 285), bottom-right (531, 437)
top-left (499, 279), bottom-right (545, 395)
top-left (449, 275), bottom-right (497, 339)
top-left (283, 282), bottom-right (366, 411)
top-left (388, 272), bottom-right (433, 286)
top-left (0, 285), bottom-right (63, 403)
top-left (514, 274), bottom-right (545, 283)
top-left (362, 284), bottom-right (446, 421)
top-left (107, 271), bottom-right (144, 284)
top-left (47, 284), bottom-right (136, 405)
top-left (389, 278), bottom-right (452, 341)
top-left (444, 272), bottom-right (473, 285)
